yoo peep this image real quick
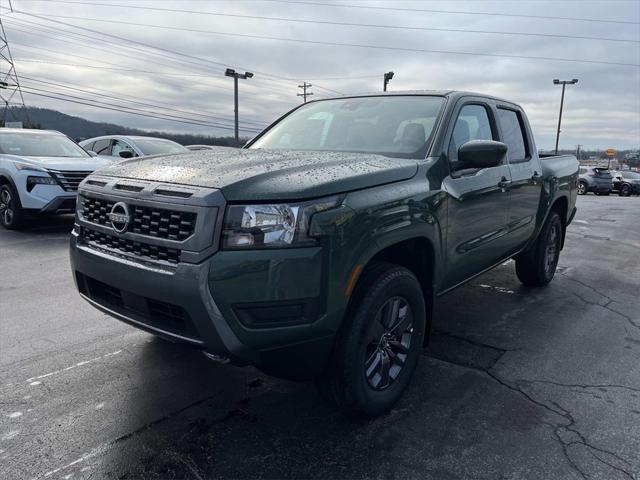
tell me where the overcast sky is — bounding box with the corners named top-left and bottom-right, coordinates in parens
top-left (2, 0), bottom-right (639, 150)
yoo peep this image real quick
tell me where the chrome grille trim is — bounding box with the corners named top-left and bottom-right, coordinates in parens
top-left (48, 169), bottom-right (93, 191)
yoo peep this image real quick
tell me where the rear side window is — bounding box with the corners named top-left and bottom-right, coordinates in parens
top-left (448, 104), bottom-right (494, 162)
top-left (497, 108), bottom-right (528, 162)
top-left (594, 168), bottom-right (612, 178)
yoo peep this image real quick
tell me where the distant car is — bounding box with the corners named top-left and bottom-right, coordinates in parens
top-left (610, 170), bottom-right (640, 196)
top-left (578, 166), bottom-right (613, 195)
top-left (185, 144), bottom-right (233, 151)
top-left (0, 129), bottom-right (114, 229)
top-left (79, 135), bottom-right (188, 159)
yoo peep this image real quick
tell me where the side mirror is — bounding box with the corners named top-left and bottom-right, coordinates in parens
top-left (88, 150), bottom-right (98, 157)
top-left (457, 140), bottom-right (507, 169)
top-left (118, 150), bottom-right (134, 159)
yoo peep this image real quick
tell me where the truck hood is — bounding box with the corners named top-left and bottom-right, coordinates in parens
top-left (10, 155), bottom-right (116, 171)
top-left (95, 149), bottom-right (420, 201)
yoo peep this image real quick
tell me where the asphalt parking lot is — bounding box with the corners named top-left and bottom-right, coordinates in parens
top-left (1, 194), bottom-right (639, 480)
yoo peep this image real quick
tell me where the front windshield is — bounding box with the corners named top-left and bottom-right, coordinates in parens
top-left (0, 132), bottom-right (89, 158)
top-left (250, 96), bottom-right (445, 158)
top-left (623, 171), bottom-right (640, 179)
top-left (134, 138), bottom-right (188, 156)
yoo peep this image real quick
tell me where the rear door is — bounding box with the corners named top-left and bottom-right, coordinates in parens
top-left (441, 99), bottom-right (512, 290)
top-left (496, 105), bottom-right (543, 251)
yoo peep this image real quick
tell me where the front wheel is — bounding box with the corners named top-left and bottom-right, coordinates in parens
top-left (515, 211), bottom-right (563, 287)
top-left (317, 262), bottom-right (426, 417)
top-left (0, 184), bottom-right (24, 230)
top-left (620, 185), bottom-right (631, 197)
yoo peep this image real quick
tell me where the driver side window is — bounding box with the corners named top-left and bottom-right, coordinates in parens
top-left (448, 105), bottom-right (494, 162)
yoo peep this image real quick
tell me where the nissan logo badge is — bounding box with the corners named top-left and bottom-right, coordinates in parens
top-left (108, 202), bottom-right (131, 233)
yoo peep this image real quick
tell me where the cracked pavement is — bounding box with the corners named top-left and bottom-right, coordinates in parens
top-left (1, 195), bottom-right (639, 479)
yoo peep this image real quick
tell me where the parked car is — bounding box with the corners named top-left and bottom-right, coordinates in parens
top-left (0, 129), bottom-right (115, 229)
top-left (79, 135), bottom-right (188, 159)
top-left (610, 170), bottom-right (640, 196)
top-left (70, 91), bottom-right (578, 417)
top-left (185, 144), bottom-right (233, 151)
top-left (578, 166), bottom-right (613, 195)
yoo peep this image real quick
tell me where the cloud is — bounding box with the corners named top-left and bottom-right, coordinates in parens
top-left (2, 0), bottom-right (639, 149)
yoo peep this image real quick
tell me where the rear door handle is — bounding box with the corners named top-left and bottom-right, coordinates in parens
top-left (498, 176), bottom-right (511, 192)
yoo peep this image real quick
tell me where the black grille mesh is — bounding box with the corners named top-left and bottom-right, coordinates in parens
top-left (81, 197), bottom-right (196, 240)
top-left (82, 228), bottom-right (180, 264)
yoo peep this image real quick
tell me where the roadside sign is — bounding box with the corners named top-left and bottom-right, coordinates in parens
top-left (605, 148), bottom-right (616, 157)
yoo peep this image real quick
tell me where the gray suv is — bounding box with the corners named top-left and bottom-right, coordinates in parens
top-left (578, 167), bottom-right (613, 195)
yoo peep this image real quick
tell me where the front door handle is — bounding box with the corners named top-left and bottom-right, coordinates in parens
top-left (498, 176), bottom-right (511, 192)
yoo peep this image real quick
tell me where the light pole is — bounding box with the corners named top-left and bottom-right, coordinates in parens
top-left (383, 71), bottom-right (394, 92)
top-left (553, 78), bottom-right (578, 154)
top-left (225, 68), bottom-right (253, 145)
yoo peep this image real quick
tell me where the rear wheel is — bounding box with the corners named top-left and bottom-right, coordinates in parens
top-left (0, 184), bottom-right (24, 230)
top-left (318, 262), bottom-right (426, 417)
top-left (515, 211), bottom-right (563, 287)
top-left (577, 182), bottom-right (587, 195)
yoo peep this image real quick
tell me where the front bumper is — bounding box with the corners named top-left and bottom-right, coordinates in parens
top-left (70, 231), bottom-right (335, 379)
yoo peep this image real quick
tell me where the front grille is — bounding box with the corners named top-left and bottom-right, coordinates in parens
top-left (82, 227), bottom-right (181, 264)
top-left (77, 273), bottom-right (199, 339)
top-left (81, 197), bottom-right (197, 241)
top-left (48, 170), bottom-right (93, 192)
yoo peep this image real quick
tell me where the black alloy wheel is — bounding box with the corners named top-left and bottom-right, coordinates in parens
top-left (364, 296), bottom-right (414, 391)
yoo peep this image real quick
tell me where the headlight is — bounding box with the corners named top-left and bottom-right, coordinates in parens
top-left (13, 162), bottom-right (45, 172)
top-left (26, 175), bottom-right (57, 192)
top-left (222, 196), bottom-right (341, 249)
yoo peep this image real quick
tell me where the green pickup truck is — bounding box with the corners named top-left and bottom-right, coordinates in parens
top-left (70, 91), bottom-right (578, 416)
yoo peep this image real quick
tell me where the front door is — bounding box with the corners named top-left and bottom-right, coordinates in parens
top-left (441, 102), bottom-right (512, 290)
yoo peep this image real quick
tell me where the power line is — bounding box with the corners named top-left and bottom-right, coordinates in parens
top-left (19, 87), bottom-right (263, 132)
top-left (19, 83), bottom-right (249, 130)
top-left (8, 8), bottom-right (637, 68)
top-left (268, 0), bottom-right (640, 26)
top-left (32, 7), bottom-right (640, 44)
top-left (3, 18), bottom-right (304, 98)
top-left (12, 72), bottom-right (269, 127)
top-left (3, 8), bottom-right (345, 95)
top-left (3, 15), bottom-right (330, 100)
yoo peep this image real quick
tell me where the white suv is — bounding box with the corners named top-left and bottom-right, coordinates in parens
top-left (0, 129), bottom-right (114, 229)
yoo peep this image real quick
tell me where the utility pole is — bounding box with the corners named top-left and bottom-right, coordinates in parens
top-left (575, 144), bottom-right (582, 161)
top-left (0, 5), bottom-right (28, 126)
top-left (225, 68), bottom-right (253, 145)
top-left (297, 82), bottom-right (313, 103)
top-left (383, 71), bottom-right (394, 92)
top-left (553, 78), bottom-right (578, 154)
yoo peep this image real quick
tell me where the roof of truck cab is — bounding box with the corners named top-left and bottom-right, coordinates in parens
top-left (317, 90), bottom-right (520, 107)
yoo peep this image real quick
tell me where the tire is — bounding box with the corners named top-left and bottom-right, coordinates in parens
top-left (515, 211), bottom-right (563, 287)
top-left (602, 191), bottom-right (610, 196)
top-left (317, 262), bottom-right (426, 418)
top-left (620, 185), bottom-right (631, 197)
top-left (0, 183), bottom-right (24, 230)
top-left (577, 182), bottom-right (587, 195)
